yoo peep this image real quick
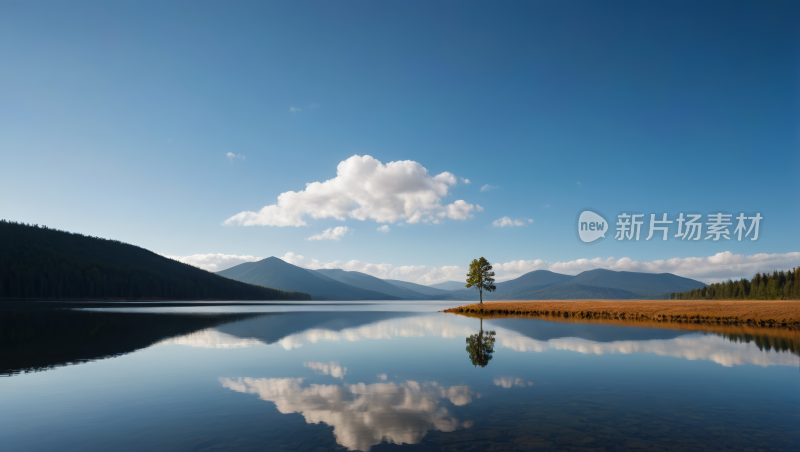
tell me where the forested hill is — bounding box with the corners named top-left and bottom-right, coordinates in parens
top-left (0, 221), bottom-right (310, 301)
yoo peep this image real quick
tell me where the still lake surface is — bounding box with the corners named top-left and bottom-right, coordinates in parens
top-left (1, 301), bottom-right (798, 451)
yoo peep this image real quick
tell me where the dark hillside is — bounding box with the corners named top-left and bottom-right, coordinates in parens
top-left (0, 220), bottom-right (310, 301)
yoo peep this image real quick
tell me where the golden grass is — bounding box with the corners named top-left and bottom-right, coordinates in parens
top-left (442, 299), bottom-right (800, 328)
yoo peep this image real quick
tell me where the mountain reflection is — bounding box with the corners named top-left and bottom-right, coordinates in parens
top-left (0, 308), bottom-right (267, 376)
top-left (160, 313), bottom-right (799, 368)
top-left (220, 377), bottom-right (473, 451)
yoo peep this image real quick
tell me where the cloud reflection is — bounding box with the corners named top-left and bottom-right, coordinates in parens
top-left (304, 361), bottom-right (347, 378)
top-left (162, 316), bottom-right (798, 368)
top-left (155, 329), bottom-right (264, 349)
top-left (493, 377), bottom-right (533, 388)
top-left (219, 377), bottom-right (472, 451)
top-left (497, 334), bottom-right (799, 367)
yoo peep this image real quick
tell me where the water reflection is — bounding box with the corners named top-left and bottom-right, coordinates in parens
top-left (6, 307), bottom-right (794, 375)
top-left (220, 377), bottom-right (473, 451)
top-left (496, 332), bottom-right (799, 367)
top-left (465, 318), bottom-right (496, 367)
top-left (162, 314), bottom-right (799, 368)
top-left (304, 361), bottom-right (348, 378)
top-left (3, 306), bottom-right (799, 451)
top-left (493, 376), bottom-right (533, 388)
top-left (0, 308), bottom-right (266, 376)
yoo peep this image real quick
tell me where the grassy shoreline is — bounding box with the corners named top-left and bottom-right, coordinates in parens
top-left (442, 299), bottom-right (800, 329)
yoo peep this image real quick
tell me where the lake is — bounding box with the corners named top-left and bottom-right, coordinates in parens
top-left (1, 301), bottom-right (798, 451)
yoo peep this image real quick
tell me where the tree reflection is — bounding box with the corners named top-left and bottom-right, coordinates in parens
top-left (466, 318), bottom-right (496, 367)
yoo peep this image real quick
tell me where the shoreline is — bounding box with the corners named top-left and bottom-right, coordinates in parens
top-left (442, 299), bottom-right (800, 329)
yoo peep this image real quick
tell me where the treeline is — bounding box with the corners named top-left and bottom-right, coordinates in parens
top-left (0, 220), bottom-right (310, 301)
top-left (671, 268), bottom-right (800, 300)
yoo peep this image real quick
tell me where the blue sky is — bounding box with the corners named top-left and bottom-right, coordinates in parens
top-left (1, 1), bottom-right (798, 283)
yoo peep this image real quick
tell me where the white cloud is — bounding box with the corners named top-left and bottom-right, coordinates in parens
top-left (304, 361), bottom-right (347, 379)
top-left (168, 250), bottom-right (800, 285)
top-left (377, 225), bottom-right (390, 233)
top-left (220, 377), bottom-right (472, 451)
top-left (377, 373), bottom-right (387, 380)
top-left (223, 155), bottom-right (480, 227)
top-left (460, 177), bottom-right (471, 184)
top-left (289, 106), bottom-right (301, 112)
top-left (164, 253), bottom-right (262, 272)
top-left (277, 251), bottom-right (800, 285)
top-left (492, 217), bottom-right (532, 227)
top-left (493, 377), bottom-right (532, 388)
top-left (226, 152), bottom-right (245, 161)
top-left (480, 184), bottom-right (497, 192)
top-left (491, 251), bottom-right (800, 283)
top-left (307, 226), bottom-right (351, 241)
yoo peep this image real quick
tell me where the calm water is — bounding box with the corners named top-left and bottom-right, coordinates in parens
top-left (1, 301), bottom-right (798, 451)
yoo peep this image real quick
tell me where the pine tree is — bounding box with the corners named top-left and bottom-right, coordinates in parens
top-left (465, 257), bottom-right (497, 304)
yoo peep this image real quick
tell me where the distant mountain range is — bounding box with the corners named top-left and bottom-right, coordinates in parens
top-left (440, 269), bottom-right (706, 301)
top-left (219, 257), bottom-right (707, 301)
top-left (217, 257), bottom-right (398, 301)
top-left (0, 220), bottom-right (707, 303)
top-left (428, 281), bottom-right (467, 291)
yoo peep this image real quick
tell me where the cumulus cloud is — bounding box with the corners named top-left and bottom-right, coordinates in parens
top-left (480, 184), bottom-right (497, 192)
top-left (223, 155), bottom-right (480, 227)
top-left (307, 226), bottom-right (351, 241)
top-left (304, 361), bottom-right (347, 379)
top-left (493, 377), bottom-right (533, 388)
top-left (377, 373), bottom-right (387, 380)
top-left (164, 253), bottom-right (262, 272)
top-left (377, 225), bottom-right (390, 233)
top-left (226, 152), bottom-right (245, 161)
top-left (492, 217), bottom-right (532, 227)
top-left (220, 377), bottom-right (473, 451)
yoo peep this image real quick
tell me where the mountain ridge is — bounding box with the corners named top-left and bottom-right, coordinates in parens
top-left (216, 255), bottom-right (707, 302)
top-left (218, 257), bottom-right (401, 301)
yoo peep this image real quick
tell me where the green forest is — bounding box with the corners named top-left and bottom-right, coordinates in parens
top-left (0, 220), bottom-right (310, 301)
top-left (671, 268), bottom-right (800, 300)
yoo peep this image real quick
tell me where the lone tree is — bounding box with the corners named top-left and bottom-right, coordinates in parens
top-left (466, 257), bottom-right (496, 304)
